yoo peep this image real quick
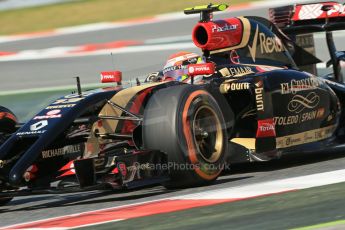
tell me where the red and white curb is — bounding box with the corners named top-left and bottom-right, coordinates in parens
top-left (0, 39), bottom-right (195, 62)
top-left (2, 169), bottom-right (345, 230)
top-left (0, 0), bottom-right (317, 44)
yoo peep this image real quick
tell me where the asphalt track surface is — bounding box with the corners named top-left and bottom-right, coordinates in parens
top-left (1, 2), bottom-right (345, 228)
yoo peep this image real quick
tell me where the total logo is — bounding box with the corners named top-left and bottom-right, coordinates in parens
top-left (259, 123), bottom-right (275, 132)
top-left (256, 118), bottom-right (276, 138)
top-left (34, 110), bottom-right (62, 120)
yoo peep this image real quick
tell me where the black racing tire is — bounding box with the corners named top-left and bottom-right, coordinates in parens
top-left (0, 197), bottom-right (13, 206)
top-left (143, 85), bottom-right (228, 188)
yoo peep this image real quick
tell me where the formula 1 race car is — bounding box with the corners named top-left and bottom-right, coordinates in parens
top-left (1, 2), bottom-right (345, 205)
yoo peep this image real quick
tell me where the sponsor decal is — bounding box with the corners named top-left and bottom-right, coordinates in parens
top-left (274, 108), bottom-right (325, 126)
top-left (16, 120), bottom-right (48, 136)
top-left (298, 4), bottom-right (324, 20)
top-left (327, 4), bottom-right (345, 16)
top-left (294, 3), bottom-right (345, 21)
top-left (46, 104), bottom-right (76, 109)
top-left (16, 130), bottom-right (47, 135)
top-left (52, 98), bottom-right (84, 105)
top-left (219, 66), bottom-right (254, 77)
top-left (51, 92), bottom-right (95, 105)
top-left (188, 63), bottom-right (215, 76)
top-left (255, 80), bottom-right (264, 112)
top-left (101, 71), bottom-right (122, 83)
top-left (34, 110), bottom-right (62, 120)
top-left (220, 82), bottom-right (250, 93)
top-left (276, 125), bottom-right (336, 149)
top-left (30, 120), bottom-right (48, 131)
top-left (281, 78), bottom-right (320, 94)
top-left (256, 118), bottom-right (276, 138)
top-left (163, 65), bottom-right (184, 74)
top-left (274, 115), bottom-right (299, 126)
top-left (248, 25), bottom-right (285, 62)
top-left (64, 92), bottom-right (94, 98)
top-left (288, 92), bottom-right (320, 113)
top-left (41, 144), bottom-right (81, 159)
top-left (212, 23), bottom-right (238, 33)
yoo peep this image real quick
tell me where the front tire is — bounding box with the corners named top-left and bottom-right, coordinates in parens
top-left (143, 85), bottom-right (228, 188)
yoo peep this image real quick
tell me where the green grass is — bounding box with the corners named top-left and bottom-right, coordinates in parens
top-left (0, 0), bottom-right (256, 35)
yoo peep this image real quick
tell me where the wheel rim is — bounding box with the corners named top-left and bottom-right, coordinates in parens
top-left (192, 105), bottom-right (223, 163)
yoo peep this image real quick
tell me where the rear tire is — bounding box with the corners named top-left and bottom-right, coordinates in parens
top-left (143, 85), bottom-right (228, 188)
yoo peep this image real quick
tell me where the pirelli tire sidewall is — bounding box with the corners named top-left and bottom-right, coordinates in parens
top-left (143, 84), bottom-right (228, 188)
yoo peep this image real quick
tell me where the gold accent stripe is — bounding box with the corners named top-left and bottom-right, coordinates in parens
top-left (230, 138), bottom-right (256, 150)
top-left (276, 125), bottom-right (336, 149)
top-left (230, 125), bottom-right (336, 151)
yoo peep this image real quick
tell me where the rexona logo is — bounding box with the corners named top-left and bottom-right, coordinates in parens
top-left (256, 118), bottom-right (276, 138)
top-left (248, 25), bottom-right (285, 62)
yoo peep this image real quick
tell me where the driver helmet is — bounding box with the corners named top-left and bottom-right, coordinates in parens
top-left (162, 51), bottom-right (204, 82)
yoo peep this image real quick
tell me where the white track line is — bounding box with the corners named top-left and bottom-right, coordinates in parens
top-left (178, 169), bottom-right (345, 199)
top-left (0, 42), bottom-right (196, 62)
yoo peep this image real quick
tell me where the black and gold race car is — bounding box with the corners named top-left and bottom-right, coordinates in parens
top-left (1, 2), bottom-right (345, 205)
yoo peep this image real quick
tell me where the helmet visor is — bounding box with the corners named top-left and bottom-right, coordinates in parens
top-left (163, 65), bottom-right (188, 79)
